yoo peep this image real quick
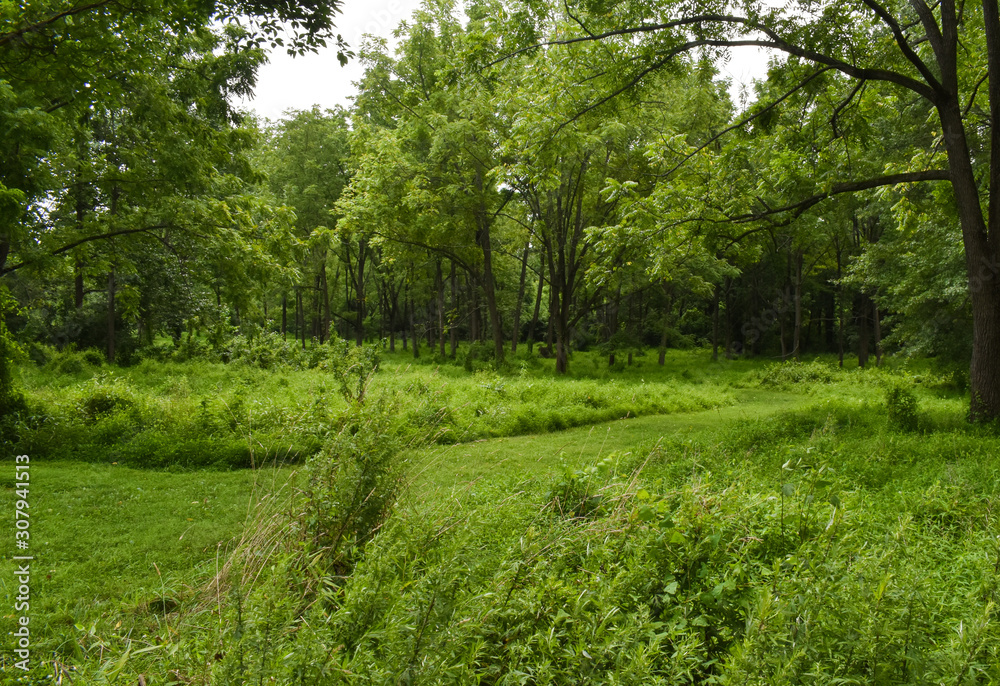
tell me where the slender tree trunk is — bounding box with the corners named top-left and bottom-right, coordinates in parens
top-left (512, 245), bottom-right (529, 353)
top-left (836, 247), bottom-right (845, 368)
top-left (545, 281), bottom-right (555, 357)
top-left (449, 261), bottom-right (458, 358)
top-left (106, 270), bottom-right (115, 363)
top-left (857, 296), bottom-right (871, 368)
top-left (402, 286), bottom-right (408, 352)
top-left (75, 261), bottom-right (85, 309)
top-left (476, 224), bottom-right (505, 364)
top-left (410, 294), bottom-right (420, 359)
top-left (469, 275), bottom-right (480, 344)
top-left (313, 274), bottom-right (321, 342)
top-left (608, 296), bottom-right (616, 366)
top-left (724, 277), bottom-right (734, 358)
top-left (354, 239), bottom-right (367, 346)
top-left (321, 262), bottom-right (331, 343)
top-left (426, 302), bottom-right (433, 348)
top-left (528, 253), bottom-right (544, 353)
top-left (793, 249), bottom-right (803, 361)
top-left (874, 298), bottom-right (883, 366)
top-left (282, 295), bottom-right (287, 339)
top-left (711, 283), bottom-right (721, 362)
top-left (298, 290), bottom-right (306, 350)
top-left (437, 260), bottom-right (446, 357)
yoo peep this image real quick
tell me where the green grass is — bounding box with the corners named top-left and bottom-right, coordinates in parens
top-left (0, 462), bottom-right (295, 678)
top-left (408, 388), bottom-right (804, 495)
top-left (0, 347), bottom-right (991, 683)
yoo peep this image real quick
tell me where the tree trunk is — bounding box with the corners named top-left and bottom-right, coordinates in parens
top-left (449, 261), bottom-right (458, 358)
top-left (410, 294), bottom-right (419, 359)
top-left (106, 270), bottom-right (115, 363)
top-left (857, 296), bottom-right (871, 368)
top-left (836, 245), bottom-right (845, 368)
top-left (711, 283), bottom-right (721, 362)
top-left (512, 244), bottom-right (529, 353)
top-left (298, 290), bottom-right (306, 350)
top-left (75, 261), bottom-right (84, 309)
top-left (874, 298), bottom-right (883, 366)
top-left (476, 222), bottom-right (505, 364)
top-left (321, 262), bottom-right (331, 344)
top-left (355, 239), bottom-right (367, 346)
top-left (528, 253), bottom-right (545, 353)
top-left (426, 302), bottom-right (433, 348)
top-left (793, 249), bottom-right (803, 361)
top-left (401, 287), bottom-right (408, 351)
top-left (437, 260), bottom-right (446, 357)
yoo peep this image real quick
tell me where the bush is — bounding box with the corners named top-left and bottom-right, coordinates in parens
top-left (463, 341), bottom-right (495, 372)
top-left (884, 381), bottom-right (920, 431)
top-left (301, 398), bottom-right (404, 571)
top-left (0, 287), bottom-right (25, 420)
top-left (77, 376), bottom-right (137, 421)
top-left (81, 348), bottom-right (105, 366)
top-left (756, 359), bottom-right (836, 388)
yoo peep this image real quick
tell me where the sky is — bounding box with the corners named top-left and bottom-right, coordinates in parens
top-left (237, 0), bottom-right (774, 121)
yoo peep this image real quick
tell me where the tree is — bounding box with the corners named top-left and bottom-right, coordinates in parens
top-left (0, 0), bottom-right (347, 277)
top-left (500, 0), bottom-right (1000, 419)
top-left (343, 1), bottom-right (514, 362)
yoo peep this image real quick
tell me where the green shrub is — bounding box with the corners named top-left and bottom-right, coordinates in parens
top-left (463, 341), bottom-right (495, 372)
top-left (77, 376), bottom-right (137, 421)
top-left (885, 381), bottom-right (920, 431)
top-left (0, 312), bottom-right (25, 420)
top-left (756, 359), bottom-right (836, 388)
top-left (81, 348), bottom-right (105, 366)
top-left (301, 397), bottom-right (405, 571)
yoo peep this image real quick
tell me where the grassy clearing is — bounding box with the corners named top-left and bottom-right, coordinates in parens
top-left (0, 349), bottom-right (990, 683)
top-left (6, 348), bottom-right (738, 469)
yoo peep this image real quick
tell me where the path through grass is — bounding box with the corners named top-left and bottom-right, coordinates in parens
top-left (409, 389), bottom-right (804, 496)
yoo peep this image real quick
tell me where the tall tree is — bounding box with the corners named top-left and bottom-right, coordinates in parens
top-left (501, 0), bottom-right (1000, 419)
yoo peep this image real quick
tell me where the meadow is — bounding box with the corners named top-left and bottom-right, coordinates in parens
top-left (2, 345), bottom-right (998, 684)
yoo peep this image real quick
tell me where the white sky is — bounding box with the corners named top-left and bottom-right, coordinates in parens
top-left (238, 0), bottom-right (773, 121)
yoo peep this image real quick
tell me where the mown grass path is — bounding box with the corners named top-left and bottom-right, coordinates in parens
top-left (0, 387), bottom-right (804, 659)
top-left (410, 389), bottom-right (805, 495)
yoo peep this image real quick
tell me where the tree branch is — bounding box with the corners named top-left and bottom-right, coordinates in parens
top-left (487, 13), bottom-right (938, 101)
top-left (1, 224), bottom-right (172, 276)
top-left (657, 67), bottom-right (835, 181)
top-left (727, 170), bottom-right (951, 224)
top-left (860, 0), bottom-right (944, 91)
top-left (0, 1), bottom-right (113, 47)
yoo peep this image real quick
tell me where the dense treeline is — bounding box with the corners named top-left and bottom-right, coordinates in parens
top-left (0, 0), bottom-right (986, 409)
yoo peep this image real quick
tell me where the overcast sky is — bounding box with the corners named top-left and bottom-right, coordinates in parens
top-left (238, 0), bottom-right (774, 121)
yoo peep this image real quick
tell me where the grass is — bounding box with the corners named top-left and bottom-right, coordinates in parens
top-left (0, 345), bottom-right (991, 683)
top-left (0, 462), bottom-right (295, 679)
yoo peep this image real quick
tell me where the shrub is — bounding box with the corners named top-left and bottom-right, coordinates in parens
top-left (757, 359), bottom-right (835, 388)
top-left (884, 381), bottom-right (920, 431)
top-left (77, 376), bottom-right (137, 421)
top-left (81, 348), bottom-right (105, 366)
top-left (301, 398), bottom-right (405, 572)
top-left (0, 286), bottom-right (26, 420)
top-left (463, 341), bottom-right (495, 372)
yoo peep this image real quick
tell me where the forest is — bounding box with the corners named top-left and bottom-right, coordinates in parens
top-left (2, 0), bottom-right (1000, 683)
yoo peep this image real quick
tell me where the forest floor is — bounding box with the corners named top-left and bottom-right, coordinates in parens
top-left (2, 348), bottom-right (996, 683)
